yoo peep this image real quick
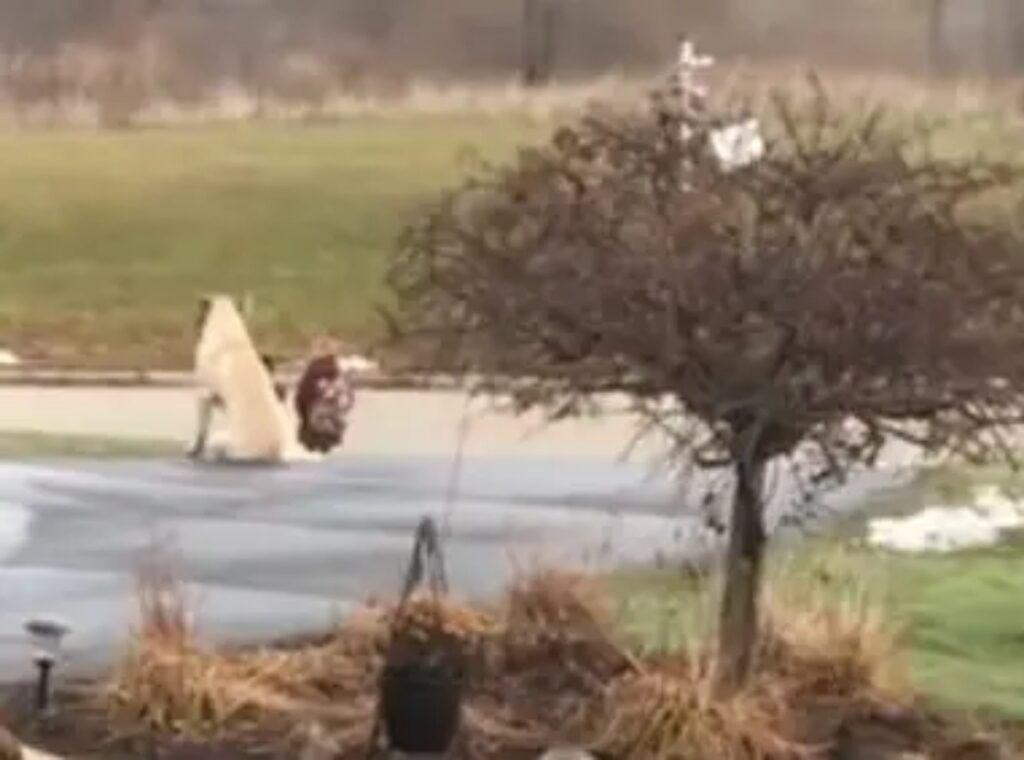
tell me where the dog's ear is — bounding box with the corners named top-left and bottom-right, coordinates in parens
top-left (195, 295), bottom-right (213, 333)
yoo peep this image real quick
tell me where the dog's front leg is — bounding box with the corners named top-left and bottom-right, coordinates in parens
top-left (187, 392), bottom-right (219, 459)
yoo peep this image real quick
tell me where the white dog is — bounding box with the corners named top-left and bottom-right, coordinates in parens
top-left (189, 295), bottom-right (353, 464)
top-left (190, 294), bottom-right (307, 463)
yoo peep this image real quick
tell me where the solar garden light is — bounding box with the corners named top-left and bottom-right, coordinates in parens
top-left (23, 617), bottom-right (71, 715)
top-left (538, 749), bottom-right (597, 760)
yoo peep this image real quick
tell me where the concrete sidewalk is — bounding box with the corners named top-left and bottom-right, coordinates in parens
top-left (0, 385), bottom-right (662, 460)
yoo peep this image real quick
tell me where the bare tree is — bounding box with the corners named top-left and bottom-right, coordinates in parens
top-left (387, 82), bottom-right (1024, 693)
top-left (1003, 0), bottom-right (1024, 72)
top-left (927, 0), bottom-right (950, 75)
top-left (521, 0), bottom-right (558, 86)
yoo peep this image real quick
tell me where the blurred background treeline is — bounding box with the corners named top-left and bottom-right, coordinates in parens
top-left (0, 0), bottom-right (1021, 126)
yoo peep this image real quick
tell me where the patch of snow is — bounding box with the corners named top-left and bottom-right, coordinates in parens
top-left (973, 485), bottom-right (1024, 529)
top-left (0, 500), bottom-right (32, 561)
top-left (867, 485), bottom-right (1024, 554)
top-left (337, 353), bottom-right (379, 375)
top-left (0, 347), bottom-right (20, 366)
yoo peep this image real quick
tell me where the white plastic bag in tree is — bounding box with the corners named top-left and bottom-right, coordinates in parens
top-left (710, 118), bottom-right (765, 172)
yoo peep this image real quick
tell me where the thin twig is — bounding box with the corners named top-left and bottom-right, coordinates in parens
top-left (441, 392), bottom-right (474, 539)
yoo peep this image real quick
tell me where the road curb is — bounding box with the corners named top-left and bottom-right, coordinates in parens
top-left (0, 367), bottom-right (463, 391)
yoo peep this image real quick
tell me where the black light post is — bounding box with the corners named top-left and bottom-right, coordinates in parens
top-left (24, 618), bottom-right (70, 716)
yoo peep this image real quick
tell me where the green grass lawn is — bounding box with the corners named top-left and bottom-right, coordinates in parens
top-left (614, 465), bottom-right (1024, 720)
top-left (879, 534), bottom-right (1024, 719)
top-left (0, 117), bottom-right (540, 368)
top-left (0, 105), bottom-right (1020, 369)
top-left (0, 430), bottom-right (178, 458)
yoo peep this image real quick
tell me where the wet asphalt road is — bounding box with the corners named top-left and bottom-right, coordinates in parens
top-left (0, 387), bottom-right (914, 682)
top-left (0, 454), bottom-right (697, 681)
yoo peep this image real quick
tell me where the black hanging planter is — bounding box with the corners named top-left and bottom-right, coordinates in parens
top-left (367, 517), bottom-right (466, 759)
top-left (380, 653), bottom-right (464, 754)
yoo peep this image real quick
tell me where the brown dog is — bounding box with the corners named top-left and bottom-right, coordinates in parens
top-left (293, 353), bottom-right (355, 454)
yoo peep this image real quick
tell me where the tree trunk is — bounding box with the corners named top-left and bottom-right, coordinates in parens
top-left (1006, 0), bottom-right (1024, 73)
top-left (537, 0), bottom-right (559, 85)
top-left (927, 0), bottom-right (950, 76)
top-left (712, 455), bottom-right (767, 697)
top-left (522, 0), bottom-right (541, 87)
top-left (522, 0), bottom-right (555, 87)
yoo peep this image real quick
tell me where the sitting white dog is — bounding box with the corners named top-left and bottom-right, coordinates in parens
top-left (190, 294), bottom-right (330, 464)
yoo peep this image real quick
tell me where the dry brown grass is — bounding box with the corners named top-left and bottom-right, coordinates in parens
top-left (0, 61), bottom-right (1020, 129)
top-left (0, 76), bottom-right (638, 129)
top-left (760, 594), bottom-right (906, 703)
top-left (503, 570), bottom-right (614, 635)
top-left (104, 626), bottom-right (378, 751)
top-left (709, 63), bottom-right (1024, 119)
top-left (102, 550), bottom-right (375, 747)
top-left (580, 554), bottom-right (909, 760)
top-left (758, 551), bottom-right (909, 703)
top-left (95, 558), bottom-right (932, 759)
top-left (384, 593), bottom-right (499, 645)
top-left (591, 672), bottom-right (803, 760)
